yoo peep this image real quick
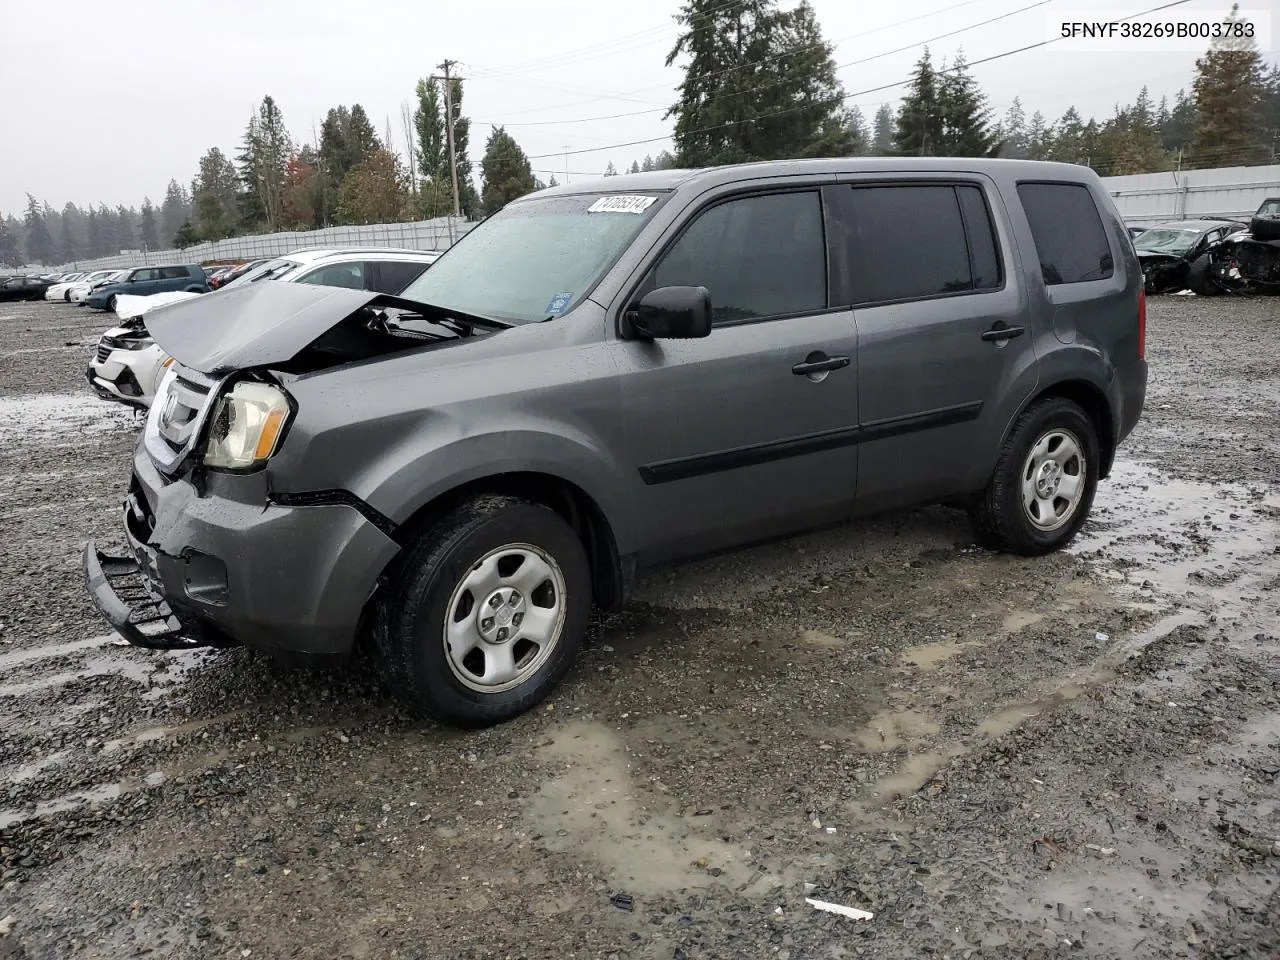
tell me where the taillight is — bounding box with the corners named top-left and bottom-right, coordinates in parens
top-left (1137, 287), bottom-right (1146, 360)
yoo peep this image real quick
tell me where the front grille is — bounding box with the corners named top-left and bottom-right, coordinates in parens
top-left (95, 342), bottom-right (111, 363)
top-left (144, 364), bottom-right (222, 474)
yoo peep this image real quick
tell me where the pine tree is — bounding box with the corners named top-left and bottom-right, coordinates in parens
top-left (23, 195), bottom-right (54, 264)
top-left (238, 95), bottom-right (294, 230)
top-left (653, 150), bottom-right (677, 170)
top-left (1191, 4), bottom-right (1267, 167)
top-left (159, 180), bottom-right (191, 248)
top-left (548, 174), bottom-right (559, 187)
top-left (894, 49), bottom-right (943, 155)
top-left (629, 160), bottom-right (641, 174)
top-left (936, 51), bottom-right (995, 157)
top-left (58, 204), bottom-right (81, 262)
top-left (1048, 107), bottom-right (1087, 164)
top-left (116, 205), bottom-right (136, 250)
top-left (604, 162), bottom-right (618, 177)
top-left (1026, 111), bottom-right (1053, 160)
top-left (139, 198), bottom-right (160, 250)
top-left (1161, 89), bottom-right (1198, 153)
top-left (173, 220), bottom-right (199, 249)
top-left (999, 98), bottom-right (1028, 159)
top-left (480, 126), bottom-right (538, 214)
top-left (193, 147), bottom-right (241, 240)
top-left (337, 148), bottom-right (410, 223)
top-left (846, 106), bottom-right (870, 156)
top-left (85, 207), bottom-right (104, 257)
top-left (640, 154), bottom-right (655, 172)
top-left (666, 0), bottom-right (850, 165)
top-left (872, 104), bottom-right (895, 155)
top-left (0, 213), bottom-right (20, 266)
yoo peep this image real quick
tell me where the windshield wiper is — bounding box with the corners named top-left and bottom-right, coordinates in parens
top-left (369, 293), bottom-right (513, 332)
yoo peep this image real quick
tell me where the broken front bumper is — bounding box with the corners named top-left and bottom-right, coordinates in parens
top-left (83, 538), bottom-right (208, 650)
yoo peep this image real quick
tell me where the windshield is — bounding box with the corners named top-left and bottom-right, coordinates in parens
top-left (1259, 199), bottom-right (1280, 216)
top-left (1134, 228), bottom-right (1200, 256)
top-left (400, 192), bottom-right (664, 323)
top-left (222, 258), bottom-right (302, 290)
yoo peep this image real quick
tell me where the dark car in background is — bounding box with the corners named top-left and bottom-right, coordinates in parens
top-left (85, 264), bottom-right (210, 311)
top-left (0, 276), bottom-right (56, 302)
top-left (1194, 198), bottom-right (1280, 296)
top-left (1133, 218), bottom-right (1247, 294)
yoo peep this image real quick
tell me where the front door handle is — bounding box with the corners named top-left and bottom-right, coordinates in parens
top-left (792, 353), bottom-right (851, 376)
top-left (982, 322), bottom-right (1025, 343)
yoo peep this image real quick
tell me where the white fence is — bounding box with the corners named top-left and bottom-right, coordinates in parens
top-left (1102, 163), bottom-right (1280, 226)
top-left (51, 218), bottom-right (475, 272)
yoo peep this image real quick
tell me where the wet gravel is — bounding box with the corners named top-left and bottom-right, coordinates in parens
top-left (0, 296), bottom-right (1277, 959)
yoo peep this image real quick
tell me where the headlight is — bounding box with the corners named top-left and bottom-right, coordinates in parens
top-left (203, 381), bottom-right (292, 470)
top-left (106, 336), bottom-right (153, 351)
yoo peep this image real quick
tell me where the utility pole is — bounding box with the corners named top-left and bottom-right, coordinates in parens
top-left (563, 145), bottom-right (570, 185)
top-left (434, 60), bottom-right (463, 219)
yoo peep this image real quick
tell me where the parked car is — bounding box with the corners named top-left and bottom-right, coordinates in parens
top-left (0, 276), bottom-right (56, 301)
top-left (218, 248), bottom-right (442, 294)
top-left (69, 269), bottom-right (129, 303)
top-left (84, 158), bottom-right (1147, 727)
top-left (1133, 218), bottom-right (1248, 294)
top-left (44, 272), bottom-right (89, 301)
top-left (1187, 198), bottom-right (1280, 296)
top-left (208, 259), bottom-right (269, 290)
top-left (85, 264), bottom-right (209, 311)
top-left (85, 293), bottom-right (203, 408)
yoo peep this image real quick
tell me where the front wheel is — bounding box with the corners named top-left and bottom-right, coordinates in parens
top-left (373, 495), bottom-right (591, 726)
top-left (106, 295), bottom-right (118, 312)
top-left (970, 397), bottom-right (1100, 556)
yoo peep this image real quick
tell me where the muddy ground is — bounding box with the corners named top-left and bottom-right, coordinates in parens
top-left (0, 296), bottom-right (1277, 960)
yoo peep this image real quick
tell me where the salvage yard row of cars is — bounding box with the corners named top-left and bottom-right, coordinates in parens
top-left (1133, 196), bottom-right (1280, 295)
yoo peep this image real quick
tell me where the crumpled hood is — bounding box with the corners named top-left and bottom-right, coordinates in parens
top-left (146, 281), bottom-right (385, 373)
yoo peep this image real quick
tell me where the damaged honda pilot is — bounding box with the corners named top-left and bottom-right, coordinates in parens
top-left (84, 158), bottom-right (1147, 727)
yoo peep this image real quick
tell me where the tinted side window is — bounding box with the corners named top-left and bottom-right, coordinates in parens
top-left (158, 266), bottom-right (188, 280)
top-left (373, 260), bottom-right (429, 294)
top-left (296, 262), bottom-right (365, 290)
top-left (653, 191), bottom-right (826, 324)
top-left (1016, 182), bottom-right (1114, 285)
top-left (130, 269), bottom-right (157, 282)
top-left (847, 185), bottom-right (972, 304)
top-left (957, 185), bottom-right (1001, 290)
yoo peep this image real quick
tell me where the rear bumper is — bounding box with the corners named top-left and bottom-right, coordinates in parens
top-left (82, 443), bottom-right (401, 660)
top-left (1117, 358), bottom-right (1147, 445)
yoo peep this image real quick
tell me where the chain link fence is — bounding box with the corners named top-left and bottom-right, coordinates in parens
top-left (51, 218), bottom-right (474, 272)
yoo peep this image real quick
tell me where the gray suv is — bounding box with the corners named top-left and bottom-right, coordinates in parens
top-left (84, 158), bottom-right (1147, 726)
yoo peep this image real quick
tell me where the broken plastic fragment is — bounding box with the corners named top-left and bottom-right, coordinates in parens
top-left (805, 898), bottom-right (873, 921)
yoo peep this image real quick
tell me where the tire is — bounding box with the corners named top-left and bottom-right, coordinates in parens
top-left (373, 495), bottom-right (591, 727)
top-left (1187, 255), bottom-right (1219, 296)
top-left (1250, 214), bottom-right (1280, 243)
top-left (64, 290), bottom-right (72, 302)
top-left (969, 397), bottom-right (1100, 556)
top-left (107, 295), bottom-right (118, 312)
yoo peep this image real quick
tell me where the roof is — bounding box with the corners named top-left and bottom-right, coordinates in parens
top-left (1145, 219), bottom-right (1245, 232)
top-left (282, 247), bottom-right (440, 263)
top-left (523, 157), bottom-right (1106, 202)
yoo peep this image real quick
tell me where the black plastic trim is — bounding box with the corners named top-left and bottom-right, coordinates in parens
top-left (269, 489), bottom-right (400, 540)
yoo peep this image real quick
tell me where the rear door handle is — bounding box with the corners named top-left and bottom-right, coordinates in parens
top-left (792, 354), bottom-right (851, 375)
top-left (982, 323), bottom-right (1025, 342)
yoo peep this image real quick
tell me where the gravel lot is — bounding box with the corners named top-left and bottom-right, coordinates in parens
top-left (0, 296), bottom-right (1277, 960)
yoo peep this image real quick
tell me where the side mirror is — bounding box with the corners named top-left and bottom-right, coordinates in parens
top-left (625, 285), bottom-right (712, 340)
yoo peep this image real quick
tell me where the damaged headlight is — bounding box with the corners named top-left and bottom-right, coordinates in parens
top-left (203, 381), bottom-right (292, 470)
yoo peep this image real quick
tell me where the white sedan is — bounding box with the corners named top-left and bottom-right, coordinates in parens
top-left (68, 269), bottom-right (128, 303)
top-left (43, 272), bottom-right (89, 300)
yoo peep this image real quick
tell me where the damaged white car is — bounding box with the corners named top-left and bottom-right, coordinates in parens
top-left (84, 294), bottom-right (190, 408)
top-left (68, 269), bottom-right (129, 303)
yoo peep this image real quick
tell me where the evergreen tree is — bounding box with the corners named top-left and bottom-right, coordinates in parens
top-left (337, 147), bottom-right (410, 223)
top-left (1261, 65), bottom-right (1280, 157)
top-left (139, 198), bottom-right (160, 250)
top-left (0, 213), bottom-right (20, 266)
top-left (23, 195), bottom-right (54, 264)
top-left (1026, 111), bottom-right (1053, 160)
top-left (85, 207), bottom-right (104, 257)
top-left (894, 49), bottom-right (943, 155)
top-left (846, 105), bottom-right (870, 156)
top-left (281, 148), bottom-right (324, 228)
top-left (604, 161), bottom-right (618, 176)
top-left (1047, 107), bottom-right (1088, 164)
top-left (173, 220), bottom-right (199, 249)
top-left (238, 95), bottom-right (294, 231)
top-left (548, 174), bottom-right (559, 187)
top-left (999, 98), bottom-right (1028, 159)
top-left (480, 126), bottom-right (538, 214)
top-left (58, 203), bottom-right (81, 262)
top-left (116, 204), bottom-right (136, 249)
top-left (193, 147), bottom-right (241, 240)
top-left (1191, 4), bottom-right (1267, 167)
top-left (666, 0), bottom-right (850, 165)
top-left (872, 104), bottom-right (895, 155)
top-left (159, 180), bottom-right (191, 248)
top-left (937, 51), bottom-right (996, 156)
top-left (1161, 89), bottom-right (1198, 154)
top-left (629, 160), bottom-right (641, 174)
top-left (653, 150), bottom-right (677, 170)
top-left (640, 154), bottom-right (655, 172)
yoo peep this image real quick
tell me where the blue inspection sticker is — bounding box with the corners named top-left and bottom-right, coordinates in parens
top-left (545, 291), bottom-right (575, 317)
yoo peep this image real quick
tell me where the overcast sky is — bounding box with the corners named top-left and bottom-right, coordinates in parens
top-left (1, 0), bottom-right (1275, 214)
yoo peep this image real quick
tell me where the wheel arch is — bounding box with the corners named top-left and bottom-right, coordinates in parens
top-left (1010, 378), bottom-right (1117, 478)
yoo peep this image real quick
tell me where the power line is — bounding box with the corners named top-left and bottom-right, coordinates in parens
top-left (524, 0), bottom-right (1197, 163)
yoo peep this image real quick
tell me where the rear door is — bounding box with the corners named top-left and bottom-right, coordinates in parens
top-left (369, 259), bottom-right (430, 294)
top-left (294, 260), bottom-right (366, 290)
top-left (836, 178), bottom-right (1035, 512)
top-left (613, 184), bottom-right (861, 564)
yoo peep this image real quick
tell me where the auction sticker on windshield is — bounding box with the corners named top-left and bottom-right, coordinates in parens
top-left (588, 195), bottom-right (657, 214)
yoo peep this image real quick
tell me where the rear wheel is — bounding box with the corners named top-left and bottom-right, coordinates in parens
top-left (970, 397), bottom-right (1099, 556)
top-left (1187, 255), bottom-right (1220, 296)
top-left (106, 294), bottom-right (118, 312)
top-left (373, 495), bottom-right (591, 726)
top-left (64, 290), bottom-right (72, 302)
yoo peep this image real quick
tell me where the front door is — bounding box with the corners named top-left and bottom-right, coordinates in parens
top-left (836, 179), bottom-right (1036, 512)
top-left (614, 186), bottom-right (861, 565)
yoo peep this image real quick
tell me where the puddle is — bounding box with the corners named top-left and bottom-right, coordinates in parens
top-left (0, 782), bottom-right (124, 830)
top-left (0, 652), bottom-right (183, 700)
top-left (870, 748), bottom-right (965, 799)
top-left (0, 635), bottom-right (119, 672)
top-left (7, 750), bottom-right (71, 784)
top-left (1001, 611), bottom-right (1044, 633)
top-left (0, 393), bottom-right (135, 442)
top-left (901, 639), bottom-right (977, 670)
top-left (849, 708), bottom-right (940, 752)
top-left (529, 721), bottom-right (748, 894)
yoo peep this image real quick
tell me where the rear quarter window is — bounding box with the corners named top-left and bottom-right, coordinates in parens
top-left (1017, 182), bottom-right (1114, 285)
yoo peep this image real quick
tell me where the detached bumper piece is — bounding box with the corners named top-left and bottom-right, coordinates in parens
top-left (82, 541), bottom-right (207, 650)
